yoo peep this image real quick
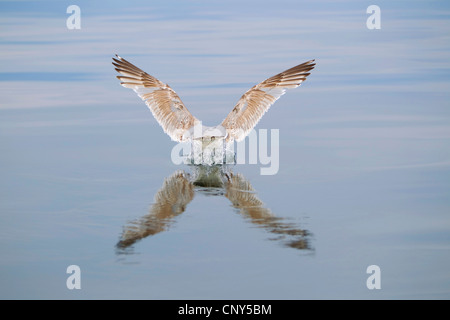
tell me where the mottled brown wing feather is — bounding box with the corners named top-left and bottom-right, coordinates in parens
top-left (116, 171), bottom-right (194, 249)
top-left (224, 173), bottom-right (310, 250)
top-left (112, 55), bottom-right (199, 142)
top-left (221, 60), bottom-right (315, 141)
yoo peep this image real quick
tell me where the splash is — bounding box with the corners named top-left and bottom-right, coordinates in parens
top-left (183, 139), bottom-right (236, 166)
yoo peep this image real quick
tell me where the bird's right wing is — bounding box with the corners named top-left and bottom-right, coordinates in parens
top-left (225, 173), bottom-right (311, 250)
top-left (221, 60), bottom-right (315, 141)
top-left (112, 55), bottom-right (199, 142)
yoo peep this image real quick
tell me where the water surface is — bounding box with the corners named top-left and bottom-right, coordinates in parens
top-left (1, 0), bottom-right (450, 299)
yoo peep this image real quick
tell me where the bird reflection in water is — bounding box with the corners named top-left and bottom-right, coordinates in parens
top-left (116, 165), bottom-right (312, 254)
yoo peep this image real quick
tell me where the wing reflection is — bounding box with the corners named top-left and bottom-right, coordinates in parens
top-left (116, 171), bottom-right (194, 251)
top-left (116, 166), bottom-right (312, 253)
top-left (224, 172), bottom-right (310, 250)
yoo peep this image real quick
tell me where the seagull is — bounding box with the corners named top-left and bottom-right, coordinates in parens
top-left (112, 55), bottom-right (315, 145)
top-left (116, 167), bottom-right (311, 252)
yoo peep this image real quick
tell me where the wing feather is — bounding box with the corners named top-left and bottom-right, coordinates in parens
top-left (221, 60), bottom-right (315, 141)
top-left (112, 55), bottom-right (198, 142)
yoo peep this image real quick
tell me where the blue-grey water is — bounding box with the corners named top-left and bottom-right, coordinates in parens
top-left (1, 0), bottom-right (450, 299)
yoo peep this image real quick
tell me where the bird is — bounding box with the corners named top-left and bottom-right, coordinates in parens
top-left (116, 167), bottom-right (311, 252)
top-left (112, 55), bottom-right (315, 146)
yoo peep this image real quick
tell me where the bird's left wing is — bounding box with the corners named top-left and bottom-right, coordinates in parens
top-left (112, 55), bottom-right (199, 142)
top-left (116, 170), bottom-right (194, 250)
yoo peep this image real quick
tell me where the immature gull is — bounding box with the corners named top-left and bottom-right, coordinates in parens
top-left (112, 54), bottom-right (315, 145)
top-left (116, 167), bottom-right (311, 252)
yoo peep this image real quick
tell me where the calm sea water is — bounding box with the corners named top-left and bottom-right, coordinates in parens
top-left (1, 0), bottom-right (450, 299)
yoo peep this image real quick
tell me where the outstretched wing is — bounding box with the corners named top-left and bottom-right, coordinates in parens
top-left (112, 55), bottom-right (199, 142)
top-left (221, 60), bottom-right (315, 141)
top-left (116, 170), bottom-right (194, 250)
top-left (224, 173), bottom-right (311, 250)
